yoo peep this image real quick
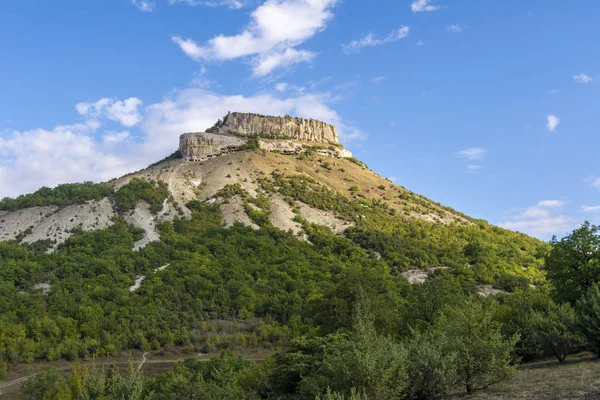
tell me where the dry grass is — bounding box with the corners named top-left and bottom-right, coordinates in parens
top-left (453, 355), bottom-right (600, 400)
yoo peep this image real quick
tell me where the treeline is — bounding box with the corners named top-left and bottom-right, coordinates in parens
top-left (0, 178), bottom-right (168, 214)
top-left (0, 182), bottom-right (113, 211)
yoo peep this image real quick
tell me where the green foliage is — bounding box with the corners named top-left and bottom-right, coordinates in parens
top-left (0, 182), bottom-right (113, 211)
top-left (344, 157), bottom-right (367, 169)
top-left (546, 222), bottom-right (600, 304)
top-left (576, 284), bottom-right (600, 355)
top-left (216, 183), bottom-right (246, 198)
top-left (149, 351), bottom-right (259, 399)
top-left (237, 138), bottom-right (260, 151)
top-left (407, 275), bottom-right (471, 329)
top-left (271, 296), bottom-right (408, 400)
top-left (22, 363), bottom-right (147, 400)
top-left (113, 178), bottom-right (169, 214)
top-left (496, 290), bottom-right (553, 361)
top-left (315, 388), bottom-right (368, 400)
top-left (530, 302), bottom-right (584, 362)
top-left (404, 330), bottom-right (458, 400)
top-left (438, 301), bottom-right (518, 394)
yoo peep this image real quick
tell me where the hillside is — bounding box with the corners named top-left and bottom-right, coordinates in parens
top-left (0, 113), bottom-right (556, 398)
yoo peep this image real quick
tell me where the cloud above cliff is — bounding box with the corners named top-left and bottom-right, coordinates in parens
top-left (172, 0), bottom-right (337, 76)
top-left (0, 87), bottom-right (361, 198)
top-left (76, 98), bottom-right (143, 127)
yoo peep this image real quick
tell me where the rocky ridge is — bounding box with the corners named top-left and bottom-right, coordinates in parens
top-left (208, 112), bottom-right (339, 143)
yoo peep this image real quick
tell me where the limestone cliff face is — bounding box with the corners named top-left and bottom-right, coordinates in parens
top-left (211, 112), bottom-right (339, 144)
top-left (179, 132), bottom-right (248, 161)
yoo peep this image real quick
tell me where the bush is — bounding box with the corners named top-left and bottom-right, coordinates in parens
top-left (405, 331), bottom-right (458, 399)
top-left (438, 301), bottom-right (518, 394)
top-left (530, 302), bottom-right (585, 362)
top-left (576, 284), bottom-right (600, 355)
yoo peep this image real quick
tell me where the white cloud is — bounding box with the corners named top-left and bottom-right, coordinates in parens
top-left (585, 176), bottom-right (600, 190)
top-left (102, 131), bottom-right (131, 145)
top-left (446, 24), bottom-right (464, 33)
top-left (537, 200), bottom-right (565, 208)
top-left (573, 73), bottom-right (593, 84)
top-left (416, 39), bottom-right (424, 46)
top-left (372, 76), bottom-right (386, 84)
top-left (500, 200), bottom-right (576, 239)
top-left (76, 98), bottom-right (143, 127)
top-left (172, 0), bottom-right (337, 75)
top-left (547, 114), bottom-right (560, 132)
top-left (131, 0), bottom-right (155, 12)
top-left (253, 48), bottom-right (316, 77)
top-left (582, 206), bottom-right (600, 213)
top-left (0, 122), bottom-right (136, 198)
top-left (455, 147), bottom-right (486, 160)
top-left (343, 26), bottom-right (410, 54)
top-left (466, 164), bottom-right (481, 172)
top-left (275, 82), bottom-right (289, 92)
top-left (549, 89), bottom-right (559, 95)
top-left (411, 0), bottom-right (440, 12)
top-left (169, 0), bottom-right (246, 8)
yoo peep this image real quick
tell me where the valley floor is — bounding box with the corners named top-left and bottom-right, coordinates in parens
top-left (456, 354), bottom-right (600, 400)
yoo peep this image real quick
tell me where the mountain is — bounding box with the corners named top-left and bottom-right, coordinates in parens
top-left (0, 113), bottom-right (543, 281)
top-left (0, 113), bottom-right (550, 396)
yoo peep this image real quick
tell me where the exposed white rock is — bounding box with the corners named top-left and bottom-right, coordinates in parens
top-left (125, 201), bottom-right (160, 251)
top-left (477, 285), bottom-right (508, 297)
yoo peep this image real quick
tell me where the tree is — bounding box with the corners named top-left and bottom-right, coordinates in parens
top-left (530, 302), bottom-right (584, 362)
top-left (546, 222), bottom-right (600, 304)
top-left (576, 284), bottom-right (600, 355)
top-left (404, 330), bottom-right (458, 400)
top-left (439, 301), bottom-right (518, 394)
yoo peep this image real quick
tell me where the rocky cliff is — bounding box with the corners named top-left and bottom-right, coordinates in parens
top-left (209, 112), bottom-right (339, 144)
top-left (179, 132), bottom-right (247, 161)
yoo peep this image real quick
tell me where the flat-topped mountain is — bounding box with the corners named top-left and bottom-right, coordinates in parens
top-left (206, 112), bottom-right (339, 143)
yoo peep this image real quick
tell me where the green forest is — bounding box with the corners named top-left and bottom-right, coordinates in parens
top-left (1, 173), bottom-right (600, 399)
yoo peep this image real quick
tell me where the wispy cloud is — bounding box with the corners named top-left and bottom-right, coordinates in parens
top-left (585, 176), bottom-right (600, 190)
top-left (411, 0), bottom-right (440, 12)
top-left (581, 205), bottom-right (600, 213)
top-left (466, 164), bottom-right (481, 172)
top-left (131, 0), bottom-right (155, 12)
top-left (446, 24), bottom-right (464, 33)
top-left (573, 73), bottom-right (594, 84)
top-left (547, 114), bottom-right (560, 132)
top-left (343, 26), bottom-right (410, 54)
top-left (416, 39), bottom-right (424, 46)
top-left (169, 0), bottom-right (246, 9)
top-left (455, 148), bottom-right (486, 160)
top-left (372, 76), bottom-right (386, 84)
top-left (500, 200), bottom-right (576, 239)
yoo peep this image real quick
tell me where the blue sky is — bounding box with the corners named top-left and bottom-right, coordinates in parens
top-left (1, 0), bottom-right (599, 240)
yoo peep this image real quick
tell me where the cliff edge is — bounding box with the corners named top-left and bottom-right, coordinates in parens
top-left (207, 112), bottom-right (339, 144)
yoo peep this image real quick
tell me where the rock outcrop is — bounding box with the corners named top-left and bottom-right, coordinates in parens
top-left (179, 132), bottom-right (248, 161)
top-left (209, 112), bottom-right (339, 144)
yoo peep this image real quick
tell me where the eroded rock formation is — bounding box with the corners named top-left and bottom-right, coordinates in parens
top-left (210, 112), bottom-right (339, 144)
top-left (179, 132), bottom-right (248, 161)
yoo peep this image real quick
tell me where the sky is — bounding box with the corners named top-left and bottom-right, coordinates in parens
top-left (1, 0), bottom-right (599, 240)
